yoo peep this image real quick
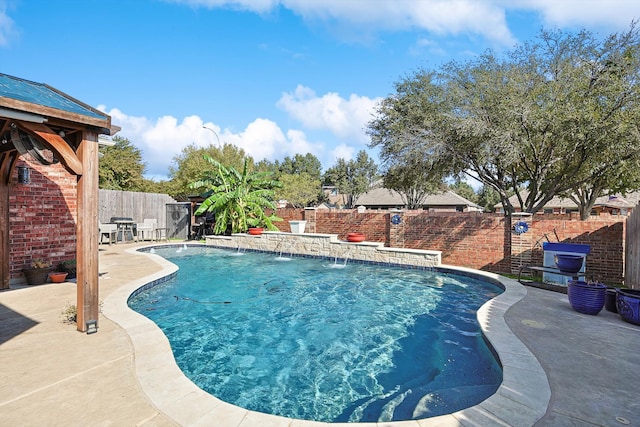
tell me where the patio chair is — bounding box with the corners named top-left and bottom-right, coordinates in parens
top-left (99, 222), bottom-right (117, 245)
top-left (136, 218), bottom-right (157, 242)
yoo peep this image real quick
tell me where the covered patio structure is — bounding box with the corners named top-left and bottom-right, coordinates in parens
top-left (0, 73), bottom-right (117, 332)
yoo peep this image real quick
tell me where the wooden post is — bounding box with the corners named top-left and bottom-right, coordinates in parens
top-left (76, 131), bottom-right (99, 332)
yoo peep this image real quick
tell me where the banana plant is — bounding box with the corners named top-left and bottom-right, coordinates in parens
top-left (190, 156), bottom-right (282, 234)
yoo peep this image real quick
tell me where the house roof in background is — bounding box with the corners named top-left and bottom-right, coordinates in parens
top-left (494, 191), bottom-right (640, 210)
top-left (355, 188), bottom-right (480, 208)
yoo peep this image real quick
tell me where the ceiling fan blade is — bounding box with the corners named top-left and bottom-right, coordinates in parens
top-left (10, 127), bottom-right (58, 165)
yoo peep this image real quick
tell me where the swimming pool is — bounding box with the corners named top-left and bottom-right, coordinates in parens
top-left (128, 246), bottom-right (503, 423)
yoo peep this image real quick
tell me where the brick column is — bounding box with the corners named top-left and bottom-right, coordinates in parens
top-left (304, 207), bottom-right (316, 234)
top-left (388, 210), bottom-right (404, 248)
top-left (510, 213), bottom-right (533, 274)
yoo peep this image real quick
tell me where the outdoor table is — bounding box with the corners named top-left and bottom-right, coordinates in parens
top-left (154, 227), bottom-right (169, 242)
top-left (113, 220), bottom-right (135, 243)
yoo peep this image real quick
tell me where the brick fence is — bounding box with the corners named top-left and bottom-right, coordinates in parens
top-left (7, 170), bottom-right (627, 286)
top-left (274, 208), bottom-right (627, 286)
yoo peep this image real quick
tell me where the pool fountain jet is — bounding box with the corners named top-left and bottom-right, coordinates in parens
top-left (328, 251), bottom-right (349, 269)
top-left (231, 244), bottom-right (245, 256)
top-left (275, 238), bottom-right (292, 261)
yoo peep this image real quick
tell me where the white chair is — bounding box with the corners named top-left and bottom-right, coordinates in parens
top-left (136, 218), bottom-right (157, 241)
top-left (99, 222), bottom-right (117, 245)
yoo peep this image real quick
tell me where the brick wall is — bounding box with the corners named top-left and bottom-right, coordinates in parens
top-left (6, 169), bottom-right (626, 285)
top-left (9, 158), bottom-right (77, 281)
top-left (530, 214), bottom-right (625, 284)
top-left (403, 211), bottom-right (511, 272)
top-left (276, 208), bottom-right (626, 285)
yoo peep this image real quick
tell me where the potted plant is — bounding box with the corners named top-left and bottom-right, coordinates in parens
top-left (22, 259), bottom-right (55, 286)
top-left (58, 259), bottom-right (76, 279)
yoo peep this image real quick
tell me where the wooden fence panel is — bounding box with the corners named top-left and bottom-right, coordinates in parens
top-left (625, 203), bottom-right (640, 289)
top-left (99, 189), bottom-right (176, 228)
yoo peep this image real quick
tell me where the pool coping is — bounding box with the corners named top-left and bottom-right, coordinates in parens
top-left (101, 243), bottom-right (550, 427)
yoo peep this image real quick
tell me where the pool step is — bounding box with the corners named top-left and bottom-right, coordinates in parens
top-left (341, 383), bottom-right (500, 423)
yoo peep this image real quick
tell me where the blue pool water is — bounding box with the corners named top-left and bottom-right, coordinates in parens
top-left (128, 246), bottom-right (503, 423)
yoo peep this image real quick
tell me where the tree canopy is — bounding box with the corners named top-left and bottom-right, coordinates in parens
top-left (323, 150), bottom-right (378, 208)
top-left (168, 143), bottom-right (251, 201)
top-left (275, 153), bottom-right (323, 181)
top-left (98, 136), bottom-right (147, 191)
top-left (368, 23), bottom-right (640, 218)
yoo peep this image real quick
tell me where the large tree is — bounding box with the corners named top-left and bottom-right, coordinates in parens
top-left (168, 143), bottom-right (251, 201)
top-left (275, 173), bottom-right (322, 208)
top-left (323, 150), bottom-right (378, 208)
top-left (276, 153), bottom-right (323, 181)
top-left (99, 136), bottom-right (147, 191)
top-left (369, 23), bottom-right (640, 217)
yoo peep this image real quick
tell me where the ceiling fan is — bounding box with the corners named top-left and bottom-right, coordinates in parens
top-left (10, 126), bottom-right (59, 165)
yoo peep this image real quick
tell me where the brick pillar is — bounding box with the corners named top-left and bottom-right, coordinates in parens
top-left (388, 210), bottom-right (404, 248)
top-left (510, 213), bottom-right (533, 274)
top-left (304, 207), bottom-right (316, 233)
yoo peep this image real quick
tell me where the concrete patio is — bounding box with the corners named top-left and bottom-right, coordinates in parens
top-left (0, 242), bottom-right (638, 426)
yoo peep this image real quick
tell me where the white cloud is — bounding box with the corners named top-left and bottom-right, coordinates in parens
top-left (99, 107), bottom-right (327, 180)
top-left (330, 144), bottom-right (356, 164)
top-left (171, 0), bottom-right (639, 47)
top-left (172, 0), bottom-right (516, 44)
top-left (505, 0), bottom-right (638, 29)
top-left (0, 1), bottom-right (18, 46)
top-left (167, 0), bottom-right (278, 14)
top-left (277, 85), bottom-right (380, 143)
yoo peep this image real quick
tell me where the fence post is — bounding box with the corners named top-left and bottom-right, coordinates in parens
top-left (510, 213), bottom-right (533, 274)
top-left (304, 207), bottom-right (316, 233)
top-left (388, 209), bottom-right (405, 248)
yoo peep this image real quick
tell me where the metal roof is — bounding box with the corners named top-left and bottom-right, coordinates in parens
top-left (0, 73), bottom-right (106, 120)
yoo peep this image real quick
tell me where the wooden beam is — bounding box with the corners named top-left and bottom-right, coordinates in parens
top-left (0, 96), bottom-right (111, 132)
top-left (76, 131), bottom-right (99, 332)
top-left (17, 122), bottom-right (83, 176)
top-left (0, 151), bottom-right (17, 290)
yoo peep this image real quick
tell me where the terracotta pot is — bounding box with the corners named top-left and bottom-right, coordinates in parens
top-left (347, 232), bottom-right (366, 242)
top-left (49, 272), bottom-right (68, 283)
top-left (248, 227), bottom-right (264, 235)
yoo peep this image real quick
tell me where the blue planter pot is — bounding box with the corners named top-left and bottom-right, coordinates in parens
top-left (605, 288), bottom-right (618, 313)
top-left (616, 289), bottom-right (640, 326)
top-left (554, 254), bottom-right (583, 273)
top-left (567, 281), bottom-right (606, 315)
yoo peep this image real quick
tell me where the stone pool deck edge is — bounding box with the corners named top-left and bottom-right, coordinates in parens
top-left (100, 243), bottom-right (550, 427)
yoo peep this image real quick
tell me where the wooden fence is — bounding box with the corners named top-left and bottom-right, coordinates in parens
top-left (99, 189), bottom-right (176, 228)
top-left (625, 203), bottom-right (640, 289)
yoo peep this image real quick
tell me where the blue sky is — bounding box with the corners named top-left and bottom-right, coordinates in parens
top-left (1, 1), bottom-right (638, 181)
